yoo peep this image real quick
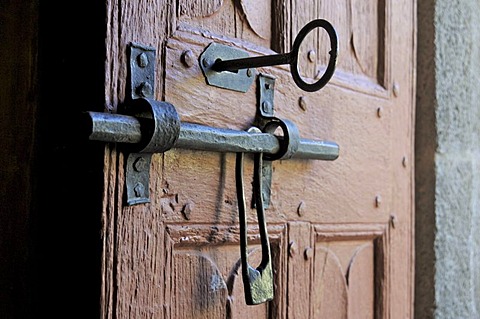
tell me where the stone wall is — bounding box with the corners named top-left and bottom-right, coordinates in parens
top-left (416, 0), bottom-right (480, 317)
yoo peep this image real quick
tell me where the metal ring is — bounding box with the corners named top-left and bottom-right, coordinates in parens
top-left (263, 118), bottom-right (300, 161)
top-left (290, 19), bottom-right (338, 92)
top-left (125, 98), bottom-right (181, 153)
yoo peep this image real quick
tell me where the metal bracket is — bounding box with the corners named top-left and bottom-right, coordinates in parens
top-left (199, 43), bottom-right (256, 92)
top-left (126, 43), bottom-right (156, 205)
top-left (254, 74), bottom-right (276, 208)
top-left (128, 43), bottom-right (156, 100)
top-left (126, 154), bottom-right (152, 205)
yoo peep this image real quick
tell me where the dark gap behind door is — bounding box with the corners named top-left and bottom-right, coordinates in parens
top-left (32, 1), bottom-right (106, 317)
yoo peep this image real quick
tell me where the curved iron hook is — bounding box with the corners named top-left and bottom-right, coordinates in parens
top-left (235, 151), bottom-right (274, 305)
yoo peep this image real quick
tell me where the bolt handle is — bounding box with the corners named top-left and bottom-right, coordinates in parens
top-left (236, 151), bottom-right (274, 305)
top-left (212, 19), bottom-right (338, 92)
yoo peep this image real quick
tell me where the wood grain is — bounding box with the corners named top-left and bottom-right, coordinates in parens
top-left (102, 0), bottom-right (176, 318)
top-left (165, 224), bottom-right (286, 317)
top-left (312, 247), bottom-right (348, 318)
top-left (347, 243), bottom-right (375, 318)
top-left (287, 222), bottom-right (313, 318)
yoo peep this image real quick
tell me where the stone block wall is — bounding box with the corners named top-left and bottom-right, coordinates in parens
top-left (416, 0), bottom-right (480, 317)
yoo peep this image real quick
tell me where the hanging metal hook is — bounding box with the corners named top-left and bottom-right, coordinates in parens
top-left (235, 148), bottom-right (274, 305)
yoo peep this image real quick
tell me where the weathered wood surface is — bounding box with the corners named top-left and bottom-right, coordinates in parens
top-left (102, 0), bottom-right (415, 318)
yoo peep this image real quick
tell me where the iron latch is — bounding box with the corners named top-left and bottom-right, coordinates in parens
top-left (84, 18), bottom-right (339, 305)
top-left (85, 100), bottom-right (339, 167)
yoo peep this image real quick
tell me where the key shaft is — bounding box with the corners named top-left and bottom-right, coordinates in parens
top-left (212, 53), bottom-right (291, 73)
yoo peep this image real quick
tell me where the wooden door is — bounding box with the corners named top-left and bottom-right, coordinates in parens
top-left (101, 1), bottom-right (415, 318)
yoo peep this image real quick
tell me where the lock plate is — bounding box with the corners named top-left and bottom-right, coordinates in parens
top-left (255, 74), bottom-right (275, 209)
top-left (126, 154), bottom-right (152, 205)
top-left (128, 43), bottom-right (156, 100)
top-left (126, 43), bottom-right (156, 205)
top-left (199, 43), bottom-right (255, 92)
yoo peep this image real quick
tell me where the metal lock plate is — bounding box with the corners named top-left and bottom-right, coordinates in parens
top-left (256, 74), bottom-right (276, 209)
top-left (126, 154), bottom-right (152, 205)
top-left (126, 43), bottom-right (156, 205)
top-left (128, 43), bottom-right (156, 100)
top-left (199, 43), bottom-right (256, 93)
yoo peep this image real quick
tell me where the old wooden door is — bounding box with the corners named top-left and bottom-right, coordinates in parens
top-left (101, 1), bottom-right (415, 318)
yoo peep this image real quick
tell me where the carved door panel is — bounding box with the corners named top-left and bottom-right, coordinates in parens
top-left (101, 0), bottom-right (415, 318)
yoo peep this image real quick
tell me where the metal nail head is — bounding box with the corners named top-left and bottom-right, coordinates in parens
top-left (289, 241), bottom-right (298, 257)
top-left (297, 201), bottom-right (306, 216)
top-left (133, 157), bottom-right (147, 172)
top-left (137, 82), bottom-right (153, 97)
top-left (137, 52), bottom-right (149, 68)
top-left (375, 195), bottom-right (382, 208)
top-left (307, 50), bottom-right (316, 63)
top-left (304, 247), bottom-right (314, 260)
top-left (134, 183), bottom-right (145, 197)
top-left (181, 50), bottom-right (195, 68)
top-left (299, 96), bottom-right (307, 111)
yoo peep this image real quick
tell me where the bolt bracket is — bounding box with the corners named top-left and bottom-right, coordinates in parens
top-left (125, 43), bottom-right (156, 205)
top-left (254, 74), bottom-right (276, 208)
top-left (126, 154), bottom-right (152, 205)
top-left (128, 43), bottom-right (156, 100)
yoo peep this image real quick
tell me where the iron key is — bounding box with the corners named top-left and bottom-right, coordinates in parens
top-left (212, 19), bottom-right (338, 92)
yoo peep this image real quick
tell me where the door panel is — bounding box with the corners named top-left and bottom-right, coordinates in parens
top-left (312, 246), bottom-right (348, 319)
top-left (286, 223), bottom-right (313, 318)
top-left (314, 225), bottom-right (383, 318)
top-left (164, 28), bottom-right (392, 223)
top-left (166, 224), bottom-right (287, 318)
top-left (102, 0), bottom-right (415, 318)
